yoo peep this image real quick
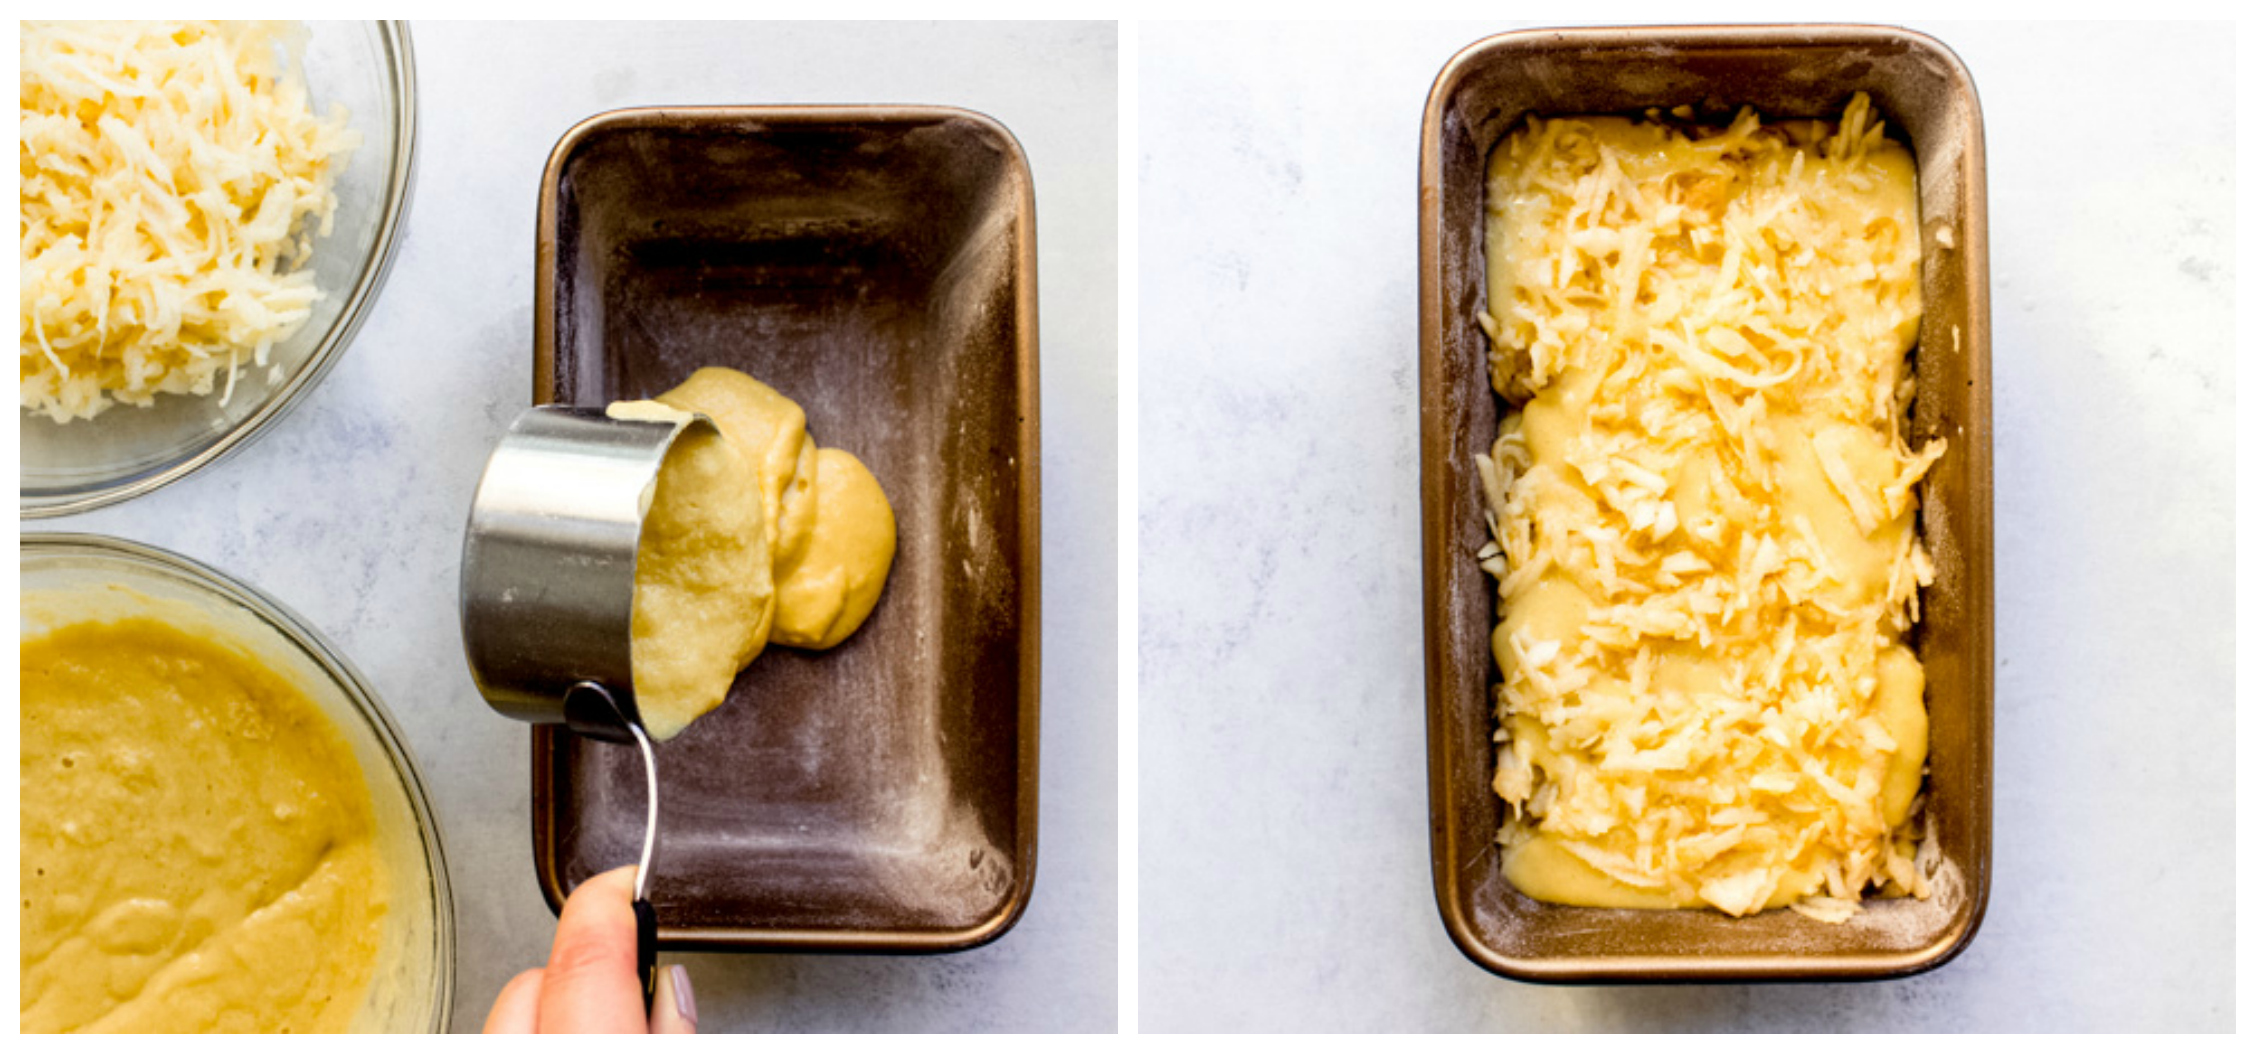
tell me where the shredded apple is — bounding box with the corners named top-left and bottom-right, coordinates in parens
top-left (1477, 94), bottom-right (1943, 919)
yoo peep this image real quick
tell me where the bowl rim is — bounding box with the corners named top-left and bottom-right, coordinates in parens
top-left (21, 20), bottom-right (421, 520)
top-left (20, 530), bottom-right (458, 1031)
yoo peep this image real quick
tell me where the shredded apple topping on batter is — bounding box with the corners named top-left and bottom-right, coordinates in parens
top-left (1477, 94), bottom-right (1943, 919)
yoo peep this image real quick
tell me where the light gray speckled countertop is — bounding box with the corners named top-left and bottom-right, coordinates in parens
top-left (1136, 21), bottom-right (2234, 1032)
top-left (51, 20), bottom-right (1118, 1034)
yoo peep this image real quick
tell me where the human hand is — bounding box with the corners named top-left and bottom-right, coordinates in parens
top-left (483, 866), bottom-right (698, 1034)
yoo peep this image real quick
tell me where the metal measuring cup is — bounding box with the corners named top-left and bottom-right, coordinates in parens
top-left (461, 404), bottom-right (718, 1012)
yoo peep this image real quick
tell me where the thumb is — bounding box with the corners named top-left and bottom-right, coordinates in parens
top-left (535, 865), bottom-right (649, 1034)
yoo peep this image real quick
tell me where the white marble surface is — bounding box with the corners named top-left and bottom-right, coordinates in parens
top-left (1137, 21), bottom-right (2234, 1032)
top-left (51, 21), bottom-right (1118, 1033)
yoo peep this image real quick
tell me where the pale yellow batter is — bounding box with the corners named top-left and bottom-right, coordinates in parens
top-left (20, 618), bottom-right (388, 1033)
top-left (619, 367), bottom-right (895, 741)
top-left (625, 409), bottom-right (772, 742)
top-left (656, 368), bottom-right (822, 572)
top-left (1478, 95), bottom-right (1941, 918)
top-left (773, 448), bottom-right (898, 650)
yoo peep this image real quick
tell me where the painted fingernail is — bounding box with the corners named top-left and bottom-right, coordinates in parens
top-left (670, 964), bottom-right (697, 1028)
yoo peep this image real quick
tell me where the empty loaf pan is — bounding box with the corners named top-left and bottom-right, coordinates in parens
top-left (532, 106), bottom-right (1041, 951)
top-left (1418, 25), bottom-right (1994, 981)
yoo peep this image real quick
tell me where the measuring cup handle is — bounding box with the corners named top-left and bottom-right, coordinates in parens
top-left (634, 897), bottom-right (658, 1015)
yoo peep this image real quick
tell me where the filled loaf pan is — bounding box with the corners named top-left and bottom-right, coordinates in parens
top-left (1418, 25), bottom-right (1992, 981)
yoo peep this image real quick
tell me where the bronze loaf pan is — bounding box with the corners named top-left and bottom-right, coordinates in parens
top-left (532, 107), bottom-right (1040, 951)
top-left (1418, 26), bottom-right (1993, 981)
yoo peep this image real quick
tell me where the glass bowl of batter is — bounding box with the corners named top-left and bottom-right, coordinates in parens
top-left (19, 534), bottom-right (454, 1033)
top-left (20, 21), bottom-right (418, 518)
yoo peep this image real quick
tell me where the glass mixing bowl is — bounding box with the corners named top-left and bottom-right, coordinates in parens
top-left (21, 21), bottom-right (418, 518)
top-left (20, 533), bottom-right (456, 1032)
